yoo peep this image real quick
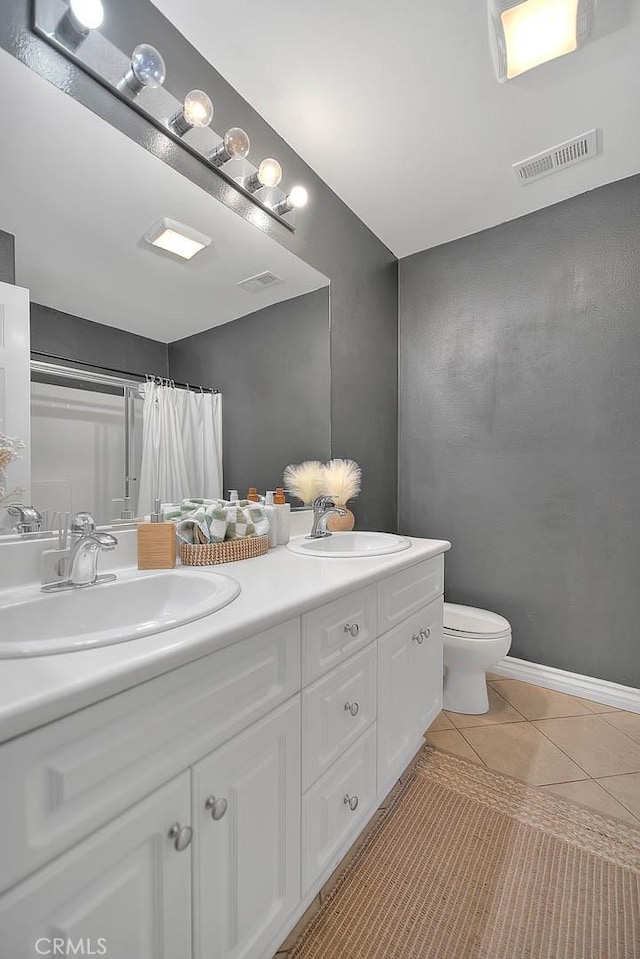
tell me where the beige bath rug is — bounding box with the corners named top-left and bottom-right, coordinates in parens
top-left (288, 746), bottom-right (640, 959)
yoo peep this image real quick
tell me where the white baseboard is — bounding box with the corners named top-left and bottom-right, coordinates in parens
top-left (492, 656), bottom-right (640, 714)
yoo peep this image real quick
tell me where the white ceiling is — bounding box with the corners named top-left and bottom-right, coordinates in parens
top-left (152, 0), bottom-right (640, 258)
top-left (0, 50), bottom-right (328, 342)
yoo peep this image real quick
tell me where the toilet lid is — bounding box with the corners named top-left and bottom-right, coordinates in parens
top-left (443, 602), bottom-right (511, 639)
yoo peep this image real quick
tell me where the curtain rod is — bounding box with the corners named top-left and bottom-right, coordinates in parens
top-left (30, 353), bottom-right (219, 394)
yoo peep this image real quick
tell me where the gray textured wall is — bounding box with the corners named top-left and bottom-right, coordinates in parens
top-left (399, 175), bottom-right (640, 687)
top-left (0, 0), bottom-right (398, 531)
top-left (0, 229), bottom-right (15, 284)
top-left (169, 288), bottom-right (330, 496)
top-left (30, 302), bottom-right (168, 377)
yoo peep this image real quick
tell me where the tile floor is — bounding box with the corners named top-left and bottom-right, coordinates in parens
top-left (425, 674), bottom-right (640, 825)
top-left (274, 677), bottom-right (640, 956)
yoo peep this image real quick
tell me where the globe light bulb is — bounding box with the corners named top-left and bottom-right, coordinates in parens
top-left (117, 44), bottom-right (166, 97)
top-left (169, 89), bottom-right (214, 137)
top-left (288, 186), bottom-right (308, 209)
top-left (210, 127), bottom-right (251, 167)
top-left (245, 157), bottom-right (283, 194)
top-left (257, 158), bottom-right (283, 188)
top-left (56, 0), bottom-right (104, 49)
top-left (70, 0), bottom-right (104, 30)
top-left (183, 90), bottom-right (214, 128)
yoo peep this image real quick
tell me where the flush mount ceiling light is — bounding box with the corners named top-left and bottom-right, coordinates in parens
top-left (55, 0), bottom-right (104, 49)
top-left (144, 218), bottom-right (211, 260)
top-left (488, 0), bottom-right (594, 82)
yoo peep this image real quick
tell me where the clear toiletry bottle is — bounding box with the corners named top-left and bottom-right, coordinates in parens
top-left (274, 488), bottom-right (291, 545)
top-left (137, 498), bottom-right (176, 569)
top-left (228, 489), bottom-right (239, 503)
top-left (264, 491), bottom-right (279, 549)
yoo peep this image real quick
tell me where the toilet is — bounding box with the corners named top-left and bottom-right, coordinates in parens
top-left (443, 603), bottom-right (512, 714)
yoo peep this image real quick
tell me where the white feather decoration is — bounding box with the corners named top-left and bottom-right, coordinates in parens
top-left (283, 460), bottom-right (325, 505)
top-left (321, 459), bottom-right (361, 507)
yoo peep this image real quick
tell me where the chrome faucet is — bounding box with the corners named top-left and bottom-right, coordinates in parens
top-left (42, 512), bottom-right (118, 592)
top-left (6, 504), bottom-right (43, 534)
top-left (307, 496), bottom-right (348, 539)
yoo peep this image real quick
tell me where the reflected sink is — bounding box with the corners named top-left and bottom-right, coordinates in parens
top-left (0, 568), bottom-right (241, 658)
top-left (287, 531), bottom-right (411, 558)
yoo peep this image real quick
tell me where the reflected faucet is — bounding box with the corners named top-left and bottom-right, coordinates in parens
top-left (307, 496), bottom-right (348, 540)
top-left (6, 504), bottom-right (43, 534)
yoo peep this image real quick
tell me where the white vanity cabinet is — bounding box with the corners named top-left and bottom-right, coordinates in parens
top-left (0, 549), bottom-right (446, 959)
top-left (0, 772), bottom-right (193, 959)
top-left (192, 698), bottom-right (301, 959)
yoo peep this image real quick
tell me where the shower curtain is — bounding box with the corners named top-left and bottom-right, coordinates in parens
top-left (137, 381), bottom-right (223, 515)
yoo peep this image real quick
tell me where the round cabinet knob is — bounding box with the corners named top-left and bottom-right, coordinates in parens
top-left (344, 701), bottom-right (360, 717)
top-left (168, 822), bottom-right (193, 852)
top-left (420, 627), bottom-right (431, 641)
top-left (344, 794), bottom-right (359, 812)
top-left (412, 632), bottom-right (424, 645)
top-left (205, 795), bottom-right (228, 821)
top-left (343, 623), bottom-right (360, 637)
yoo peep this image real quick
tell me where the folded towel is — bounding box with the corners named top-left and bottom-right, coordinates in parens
top-left (167, 498), bottom-right (269, 545)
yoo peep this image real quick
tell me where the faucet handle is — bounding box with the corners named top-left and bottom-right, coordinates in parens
top-left (312, 495), bottom-right (335, 511)
top-left (71, 511), bottom-right (96, 537)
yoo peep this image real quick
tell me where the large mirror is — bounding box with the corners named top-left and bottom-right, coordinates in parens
top-left (0, 49), bottom-right (331, 533)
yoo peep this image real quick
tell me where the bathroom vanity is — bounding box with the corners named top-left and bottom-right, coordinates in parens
top-left (0, 535), bottom-right (449, 958)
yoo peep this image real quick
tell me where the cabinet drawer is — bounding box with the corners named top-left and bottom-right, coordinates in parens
top-left (302, 585), bottom-right (377, 685)
top-left (302, 724), bottom-right (377, 894)
top-left (302, 643), bottom-right (377, 791)
top-left (378, 556), bottom-right (444, 635)
top-left (0, 619), bottom-right (300, 894)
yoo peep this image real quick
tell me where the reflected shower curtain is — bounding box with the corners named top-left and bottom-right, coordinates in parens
top-left (137, 382), bottom-right (223, 515)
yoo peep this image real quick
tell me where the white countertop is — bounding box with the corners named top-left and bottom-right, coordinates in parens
top-left (0, 536), bottom-right (450, 744)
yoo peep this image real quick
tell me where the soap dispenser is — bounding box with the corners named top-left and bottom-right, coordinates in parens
top-left (137, 499), bottom-right (176, 569)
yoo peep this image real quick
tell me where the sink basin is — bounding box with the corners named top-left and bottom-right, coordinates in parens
top-left (0, 568), bottom-right (241, 658)
top-left (287, 531), bottom-right (411, 558)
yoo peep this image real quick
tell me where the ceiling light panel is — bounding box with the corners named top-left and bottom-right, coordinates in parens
top-left (144, 217), bottom-right (211, 260)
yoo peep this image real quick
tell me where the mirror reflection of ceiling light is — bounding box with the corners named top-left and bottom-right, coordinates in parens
top-left (210, 128), bottom-right (251, 167)
top-left (273, 186), bottom-right (309, 216)
top-left (245, 158), bottom-right (283, 193)
top-left (144, 218), bottom-right (212, 261)
top-left (55, 0), bottom-right (104, 49)
top-left (117, 44), bottom-right (166, 96)
top-left (169, 90), bottom-right (214, 137)
top-left (488, 0), bottom-right (594, 82)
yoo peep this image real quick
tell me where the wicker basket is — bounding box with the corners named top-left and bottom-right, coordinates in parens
top-left (180, 534), bottom-right (270, 566)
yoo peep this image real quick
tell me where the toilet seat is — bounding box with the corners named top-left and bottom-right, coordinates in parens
top-left (443, 602), bottom-right (511, 641)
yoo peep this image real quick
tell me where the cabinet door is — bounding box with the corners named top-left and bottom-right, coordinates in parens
top-left (411, 599), bottom-right (443, 733)
top-left (377, 620), bottom-right (415, 791)
top-left (377, 599), bottom-right (444, 792)
top-left (0, 772), bottom-right (192, 959)
top-left (192, 697), bottom-right (301, 959)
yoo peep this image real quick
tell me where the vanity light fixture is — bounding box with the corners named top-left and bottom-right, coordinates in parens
top-left (489, 0), bottom-right (594, 82)
top-left (117, 43), bottom-right (166, 96)
top-left (55, 0), bottom-right (104, 50)
top-left (144, 217), bottom-right (211, 261)
top-left (209, 127), bottom-right (251, 167)
top-left (273, 186), bottom-right (309, 216)
top-left (169, 89), bottom-right (214, 136)
top-left (245, 158), bottom-right (283, 193)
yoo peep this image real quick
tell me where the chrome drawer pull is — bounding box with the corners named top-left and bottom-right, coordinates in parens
top-left (420, 627), bottom-right (431, 641)
top-left (412, 632), bottom-right (424, 645)
top-left (204, 795), bottom-right (228, 821)
top-left (344, 794), bottom-right (359, 812)
top-left (343, 623), bottom-right (360, 637)
top-left (344, 701), bottom-right (360, 717)
top-left (168, 822), bottom-right (193, 851)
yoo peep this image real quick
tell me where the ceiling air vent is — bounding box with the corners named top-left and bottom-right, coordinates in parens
top-left (237, 271), bottom-right (284, 294)
top-left (513, 129), bottom-right (599, 185)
